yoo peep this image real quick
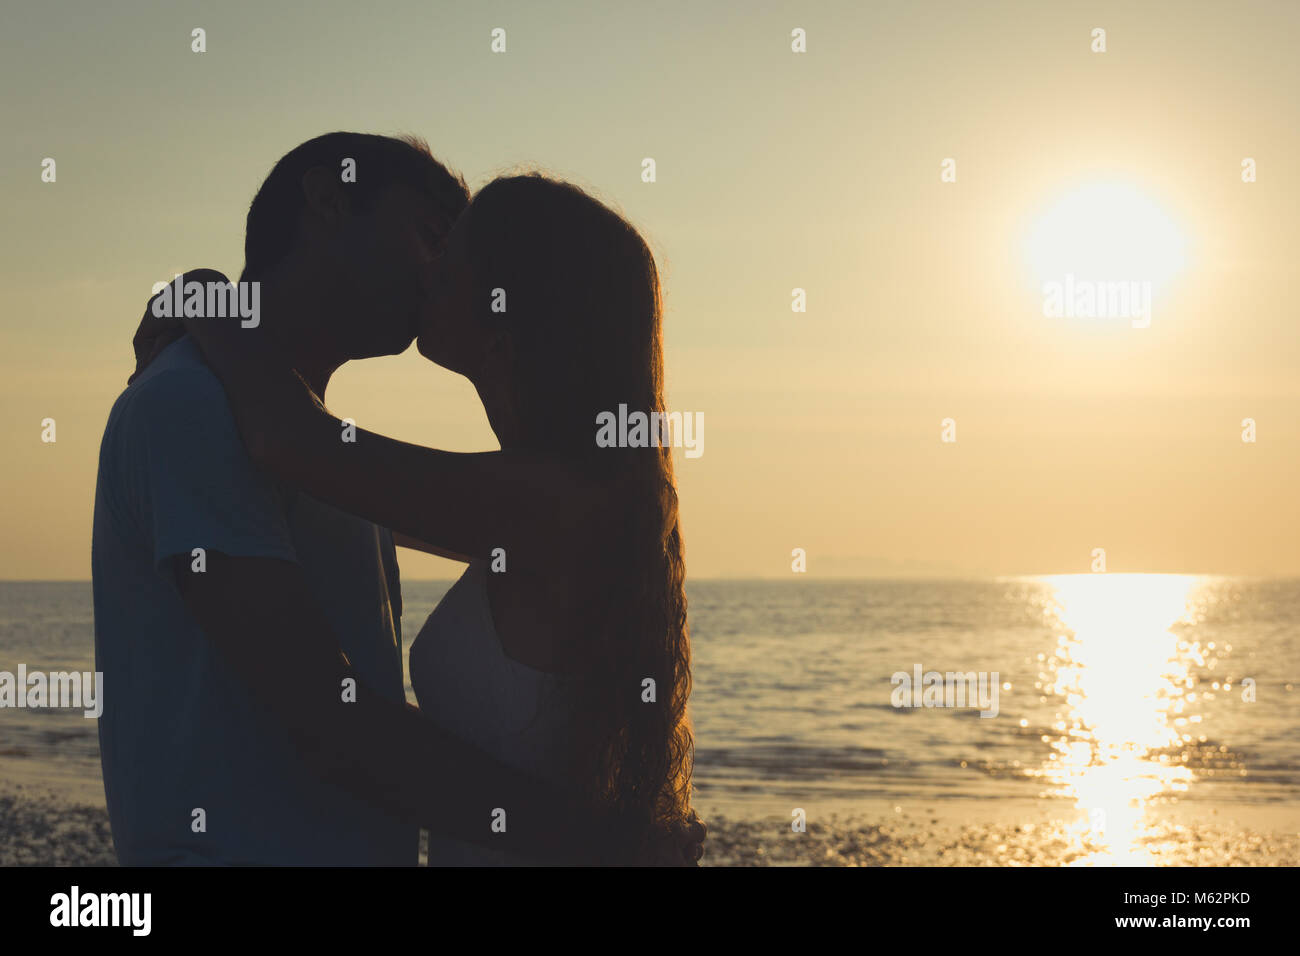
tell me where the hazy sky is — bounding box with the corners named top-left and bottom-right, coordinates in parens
top-left (2, 0), bottom-right (1297, 579)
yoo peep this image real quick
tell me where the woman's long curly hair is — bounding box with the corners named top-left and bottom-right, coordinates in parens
top-left (462, 174), bottom-right (693, 850)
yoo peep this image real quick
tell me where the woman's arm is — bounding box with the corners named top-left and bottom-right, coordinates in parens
top-left (178, 550), bottom-right (619, 861)
top-left (180, 308), bottom-right (601, 561)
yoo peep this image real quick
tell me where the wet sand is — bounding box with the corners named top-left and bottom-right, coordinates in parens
top-left (699, 813), bottom-right (1299, 866)
top-left (0, 786), bottom-right (116, 867)
top-left (2, 782), bottom-right (1295, 867)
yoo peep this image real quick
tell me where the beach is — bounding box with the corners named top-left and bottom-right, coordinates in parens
top-left (2, 779), bottom-right (1296, 867)
top-left (0, 785), bottom-right (115, 867)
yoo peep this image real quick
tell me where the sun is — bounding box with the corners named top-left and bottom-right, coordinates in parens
top-left (1024, 182), bottom-right (1188, 293)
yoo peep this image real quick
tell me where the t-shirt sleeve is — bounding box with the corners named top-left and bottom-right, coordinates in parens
top-left (125, 369), bottom-right (299, 571)
top-left (379, 527), bottom-right (402, 622)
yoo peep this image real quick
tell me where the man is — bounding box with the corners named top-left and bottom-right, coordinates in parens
top-left (93, 132), bottom-right (701, 864)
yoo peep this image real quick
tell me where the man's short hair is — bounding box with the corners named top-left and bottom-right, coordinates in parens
top-left (241, 132), bottom-right (469, 280)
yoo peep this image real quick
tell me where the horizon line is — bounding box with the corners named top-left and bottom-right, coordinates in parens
top-left (3, 572), bottom-right (1299, 584)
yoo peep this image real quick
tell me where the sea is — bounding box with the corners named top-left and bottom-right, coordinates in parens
top-left (2, 576), bottom-right (1298, 836)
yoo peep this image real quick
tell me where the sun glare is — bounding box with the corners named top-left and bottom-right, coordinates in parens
top-left (1024, 182), bottom-right (1188, 292)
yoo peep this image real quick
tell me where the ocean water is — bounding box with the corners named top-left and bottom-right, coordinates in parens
top-left (686, 576), bottom-right (1300, 830)
top-left (2, 576), bottom-right (1298, 830)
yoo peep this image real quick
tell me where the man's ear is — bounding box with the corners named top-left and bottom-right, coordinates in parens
top-left (300, 166), bottom-right (350, 225)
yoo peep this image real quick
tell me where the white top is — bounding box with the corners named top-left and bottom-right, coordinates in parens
top-left (410, 559), bottom-right (576, 865)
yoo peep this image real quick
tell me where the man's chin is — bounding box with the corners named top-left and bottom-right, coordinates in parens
top-left (415, 332), bottom-right (444, 364)
top-left (347, 334), bottom-right (415, 362)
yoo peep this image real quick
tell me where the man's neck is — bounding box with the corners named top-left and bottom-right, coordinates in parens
top-left (255, 265), bottom-right (345, 399)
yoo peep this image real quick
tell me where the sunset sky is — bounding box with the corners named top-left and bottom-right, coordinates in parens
top-left (2, 0), bottom-right (1297, 579)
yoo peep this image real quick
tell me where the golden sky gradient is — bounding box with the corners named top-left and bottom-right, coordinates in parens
top-left (1, 0), bottom-right (1297, 578)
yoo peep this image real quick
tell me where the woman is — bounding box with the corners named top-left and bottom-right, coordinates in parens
top-left (166, 174), bottom-right (695, 864)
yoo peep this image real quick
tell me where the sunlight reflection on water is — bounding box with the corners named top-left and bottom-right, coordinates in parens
top-left (1037, 574), bottom-right (1222, 865)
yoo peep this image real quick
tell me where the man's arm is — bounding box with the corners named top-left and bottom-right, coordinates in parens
top-left (391, 531), bottom-right (472, 562)
top-left (176, 550), bottom-right (615, 862)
